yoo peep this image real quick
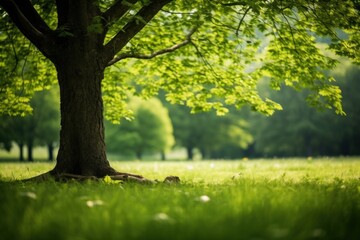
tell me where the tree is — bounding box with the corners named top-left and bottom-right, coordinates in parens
top-left (106, 97), bottom-right (174, 160)
top-left (168, 105), bottom-right (253, 160)
top-left (32, 88), bottom-right (60, 161)
top-left (166, 104), bottom-right (200, 160)
top-left (0, 89), bottom-right (59, 161)
top-left (253, 86), bottom-right (326, 157)
top-left (3, 115), bottom-right (35, 161)
top-left (0, 0), bottom-right (359, 181)
top-left (205, 110), bottom-right (254, 159)
top-left (134, 98), bottom-right (174, 159)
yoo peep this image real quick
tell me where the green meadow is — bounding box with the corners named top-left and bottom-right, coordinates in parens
top-left (1, 158), bottom-right (359, 240)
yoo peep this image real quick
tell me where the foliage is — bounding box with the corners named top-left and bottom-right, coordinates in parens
top-left (102, 0), bottom-right (360, 120)
top-left (1, 0), bottom-right (359, 119)
top-left (0, 14), bottom-right (56, 116)
top-left (105, 97), bottom-right (174, 159)
top-left (1, 159), bottom-right (360, 240)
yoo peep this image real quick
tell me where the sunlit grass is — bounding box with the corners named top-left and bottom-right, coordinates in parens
top-left (1, 158), bottom-right (360, 240)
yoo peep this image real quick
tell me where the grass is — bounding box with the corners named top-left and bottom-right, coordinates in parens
top-left (0, 158), bottom-right (360, 240)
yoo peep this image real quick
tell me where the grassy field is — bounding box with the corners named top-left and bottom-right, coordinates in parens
top-left (0, 158), bottom-right (359, 240)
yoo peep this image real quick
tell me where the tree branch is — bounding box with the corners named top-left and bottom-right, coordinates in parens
top-left (0, 0), bottom-right (43, 40)
top-left (103, 0), bottom-right (173, 63)
top-left (221, 1), bottom-right (247, 7)
top-left (190, 41), bottom-right (220, 79)
top-left (236, 6), bottom-right (251, 36)
top-left (107, 27), bottom-right (197, 66)
top-left (102, 0), bottom-right (138, 26)
top-left (0, 0), bottom-right (54, 58)
top-left (13, 0), bottom-right (52, 33)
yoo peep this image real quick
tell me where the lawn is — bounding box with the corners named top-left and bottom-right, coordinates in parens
top-left (0, 158), bottom-right (359, 240)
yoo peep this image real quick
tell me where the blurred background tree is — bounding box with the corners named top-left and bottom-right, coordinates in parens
top-left (0, 88), bottom-right (59, 161)
top-left (32, 88), bottom-right (60, 161)
top-left (167, 104), bottom-right (253, 160)
top-left (105, 97), bottom-right (174, 160)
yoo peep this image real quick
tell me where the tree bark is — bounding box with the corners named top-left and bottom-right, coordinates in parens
top-left (51, 53), bottom-right (117, 177)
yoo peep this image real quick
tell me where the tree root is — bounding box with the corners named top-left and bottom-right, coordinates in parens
top-left (22, 171), bottom-right (180, 184)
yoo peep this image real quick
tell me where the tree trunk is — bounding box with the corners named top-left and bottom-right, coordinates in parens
top-left (47, 143), bottom-right (54, 161)
top-left (27, 140), bottom-right (33, 162)
top-left (51, 52), bottom-right (117, 177)
top-left (200, 148), bottom-right (207, 160)
top-left (18, 142), bottom-right (24, 162)
top-left (136, 151), bottom-right (143, 160)
top-left (161, 151), bottom-right (166, 161)
top-left (186, 146), bottom-right (193, 160)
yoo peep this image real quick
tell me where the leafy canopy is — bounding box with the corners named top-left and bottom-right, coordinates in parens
top-left (1, 0), bottom-right (359, 119)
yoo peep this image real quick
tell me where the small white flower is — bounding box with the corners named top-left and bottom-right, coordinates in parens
top-left (20, 192), bottom-right (37, 200)
top-left (187, 165), bottom-right (194, 170)
top-left (198, 195), bottom-right (211, 203)
top-left (153, 213), bottom-right (170, 221)
top-left (86, 200), bottom-right (104, 208)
